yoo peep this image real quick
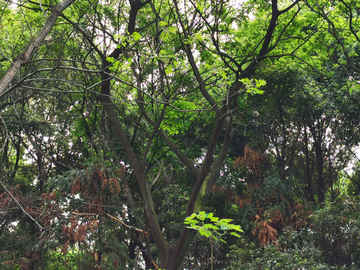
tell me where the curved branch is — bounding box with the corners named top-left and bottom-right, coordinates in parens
top-left (173, 0), bottom-right (218, 110)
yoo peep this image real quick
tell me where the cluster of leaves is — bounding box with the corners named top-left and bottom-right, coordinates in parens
top-left (2, 0), bottom-right (360, 268)
top-left (184, 211), bottom-right (243, 242)
top-left (229, 239), bottom-right (330, 270)
top-left (309, 197), bottom-right (360, 268)
top-left (234, 145), bottom-right (267, 178)
top-left (228, 196), bottom-right (360, 269)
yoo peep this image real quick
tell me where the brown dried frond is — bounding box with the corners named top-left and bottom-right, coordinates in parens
top-left (95, 168), bottom-right (104, 182)
top-left (93, 252), bottom-right (99, 262)
top-left (288, 207), bottom-right (312, 231)
top-left (113, 259), bottom-right (119, 269)
top-left (253, 220), bottom-right (278, 247)
top-left (271, 209), bottom-right (284, 231)
top-left (0, 193), bottom-right (10, 207)
top-left (294, 201), bottom-right (303, 211)
top-left (71, 177), bottom-right (81, 195)
top-left (87, 219), bottom-right (99, 234)
top-left (211, 185), bottom-right (226, 195)
top-left (68, 221), bottom-right (77, 238)
top-left (290, 212), bottom-right (298, 223)
top-left (73, 229), bottom-right (79, 242)
top-left (91, 219), bottom-right (99, 230)
top-left (258, 207), bottom-right (264, 217)
top-left (109, 178), bottom-right (121, 195)
top-left (234, 195), bottom-right (244, 208)
top-left (118, 166), bottom-right (125, 178)
top-left (20, 258), bottom-right (31, 270)
top-left (225, 187), bottom-right (233, 203)
top-left (92, 197), bottom-right (100, 205)
top-left (211, 185), bottom-right (219, 193)
top-left (3, 260), bottom-right (13, 266)
top-left (273, 210), bottom-right (284, 224)
top-left (62, 226), bottom-right (68, 234)
top-left (88, 222), bottom-right (95, 234)
top-left (48, 192), bottom-right (56, 200)
top-left (234, 145), bottom-right (266, 177)
top-left (90, 197), bottom-right (103, 213)
top-left (77, 224), bottom-right (87, 243)
top-left (102, 179), bottom-right (108, 189)
top-left (25, 207), bottom-right (33, 216)
top-left (244, 198), bottom-right (252, 205)
top-left (62, 240), bottom-right (69, 255)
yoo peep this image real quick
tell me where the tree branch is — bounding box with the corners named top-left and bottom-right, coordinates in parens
top-left (0, 0), bottom-right (76, 96)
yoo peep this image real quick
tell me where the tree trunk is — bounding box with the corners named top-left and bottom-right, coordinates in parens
top-left (0, 0), bottom-right (75, 96)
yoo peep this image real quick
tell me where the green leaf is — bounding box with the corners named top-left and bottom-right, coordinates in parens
top-left (106, 57), bottom-right (116, 63)
top-left (210, 217), bottom-right (219, 222)
top-left (184, 213), bottom-right (196, 222)
top-left (168, 26), bottom-right (176, 33)
top-left (206, 212), bottom-right (214, 218)
top-left (203, 224), bottom-right (220, 230)
top-left (220, 224), bottom-right (229, 230)
top-left (230, 232), bottom-right (242, 238)
top-left (219, 218), bottom-right (233, 223)
top-left (197, 211), bottom-right (206, 221)
top-left (132, 31), bottom-right (141, 41)
top-left (199, 228), bottom-right (210, 237)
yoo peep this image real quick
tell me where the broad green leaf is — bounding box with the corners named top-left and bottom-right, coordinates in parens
top-left (210, 217), bottom-right (219, 222)
top-left (132, 31), bottom-right (141, 41)
top-left (220, 224), bottom-right (229, 230)
top-left (203, 224), bottom-right (219, 230)
top-left (230, 232), bottom-right (242, 238)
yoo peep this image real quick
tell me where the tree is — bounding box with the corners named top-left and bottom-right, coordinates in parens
top-left (247, 68), bottom-right (359, 203)
top-left (0, 0), bottom-right (75, 95)
top-left (4, 0), bottom-right (357, 268)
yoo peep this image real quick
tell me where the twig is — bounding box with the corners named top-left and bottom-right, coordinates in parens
top-left (71, 211), bottom-right (149, 238)
top-left (0, 181), bottom-right (44, 230)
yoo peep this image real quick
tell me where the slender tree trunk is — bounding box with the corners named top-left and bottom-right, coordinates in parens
top-left (303, 121), bottom-right (315, 202)
top-left (0, 0), bottom-right (76, 96)
top-left (210, 238), bottom-right (214, 270)
top-left (314, 140), bottom-right (325, 202)
top-left (308, 121), bottom-right (325, 202)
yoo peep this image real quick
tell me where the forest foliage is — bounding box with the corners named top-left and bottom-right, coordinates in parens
top-left (1, 0), bottom-right (360, 269)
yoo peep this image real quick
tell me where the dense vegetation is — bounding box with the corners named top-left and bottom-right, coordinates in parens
top-left (1, 0), bottom-right (360, 269)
